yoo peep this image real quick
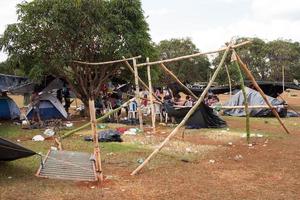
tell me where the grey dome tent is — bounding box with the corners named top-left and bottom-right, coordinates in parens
top-left (223, 87), bottom-right (287, 117)
top-left (0, 96), bottom-right (21, 120)
top-left (0, 137), bottom-right (36, 161)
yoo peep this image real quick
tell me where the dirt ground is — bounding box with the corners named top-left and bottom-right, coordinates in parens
top-left (1, 91), bottom-right (299, 200)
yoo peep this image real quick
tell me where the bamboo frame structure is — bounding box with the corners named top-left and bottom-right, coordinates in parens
top-left (212, 105), bottom-right (287, 109)
top-left (233, 50), bottom-right (290, 134)
top-left (133, 58), bottom-right (144, 131)
top-left (147, 57), bottom-right (156, 132)
top-left (130, 44), bottom-right (232, 175)
top-left (73, 55), bottom-right (141, 66)
top-left (224, 64), bottom-right (232, 98)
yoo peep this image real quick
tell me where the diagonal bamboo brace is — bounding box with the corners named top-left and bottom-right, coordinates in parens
top-left (233, 51), bottom-right (290, 134)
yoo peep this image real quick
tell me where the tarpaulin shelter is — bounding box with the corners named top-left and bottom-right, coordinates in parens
top-left (0, 137), bottom-right (36, 161)
top-left (164, 102), bottom-right (227, 128)
top-left (26, 93), bottom-right (68, 120)
top-left (223, 87), bottom-right (287, 117)
top-left (0, 96), bottom-right (21, 120)
top-left (0, 73), bottom-right (29, 93)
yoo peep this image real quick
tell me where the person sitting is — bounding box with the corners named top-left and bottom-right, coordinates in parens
top-left (184, 95), bottom-right (193, 107)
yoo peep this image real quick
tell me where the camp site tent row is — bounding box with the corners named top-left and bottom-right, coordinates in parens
top-left (0, 137), bottom-right (36, 161)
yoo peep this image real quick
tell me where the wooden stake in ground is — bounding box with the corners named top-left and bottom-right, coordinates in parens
top-left (160, 63), bottom-right (198, 100)
top-left (130, 44), bottom-right (232, 176)
top-left (234, 51), bottom-right (290, 134)
top-left (88, 99), bottom-right (103, 181)
top-left (231, 53), bottom-right (250, 143)
top-left (147, 57), bottom-right (156, 132)
top-left (133, 58), bottom-right (144, 131)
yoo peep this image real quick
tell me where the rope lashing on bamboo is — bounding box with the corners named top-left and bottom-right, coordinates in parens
top-left (73, 55), bottom-right (142, 65)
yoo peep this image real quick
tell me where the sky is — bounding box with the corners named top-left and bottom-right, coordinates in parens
top-left (1, 0), bottom-right (300, 61)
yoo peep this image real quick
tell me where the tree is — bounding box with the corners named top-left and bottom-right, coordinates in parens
top-left (213, 37), bottom-right (300, 84)
top-left (0, 0), bottom-right (156, 108)
top-left (155, 38), bottom-right (211, 84)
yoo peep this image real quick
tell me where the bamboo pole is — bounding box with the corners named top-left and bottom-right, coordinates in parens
top-left (122, 57), bottom-right (162, 103)
top-left (136, 41), bottom-right (251, 67)
top-left (133, 58), bottom-right (144, 131)
top-left (73, 55), bottom-right (142, 66)
top-left (160, 63), bottom-right (198, 99)
top-left (130, 44), bottom-right (232, 176)
top-left (212, 105), bottom-right (287, 109)
top-left (232, 53), bottom-right (250, 142)
top-left (61, 98), bottom-right (134, 139)
top-left (234, 51), bottom-right (290, 134)
top-left (224, 64), bottom-right (232, 98)
top-left (282, 65), bottom-right (285, 94)
top-left (88, 99), bottom-right (103, 182)
top-left (147, 57), bottom-right (156, 132)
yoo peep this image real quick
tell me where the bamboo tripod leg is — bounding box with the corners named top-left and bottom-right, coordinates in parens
top-left (147, 58), bottom-right (156, 132)
top-left (89, 99), bottom-right (103, 182)
top-left (130, 45), bottom-right (232, 176)
top-left (160, 63), bottom-right (198, 100)
top-left (234, 51), bottom-right (290, 134)
top-left (133, 58), bottom-right (144, 131)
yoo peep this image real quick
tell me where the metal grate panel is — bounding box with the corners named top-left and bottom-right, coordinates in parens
top-left (36, 150), bottom-right (97, 181)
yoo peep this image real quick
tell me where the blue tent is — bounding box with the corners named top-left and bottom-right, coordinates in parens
top-left (0, 96), bottom-right (21, 120)
top-left (26, 93), bottom-right (68, 120)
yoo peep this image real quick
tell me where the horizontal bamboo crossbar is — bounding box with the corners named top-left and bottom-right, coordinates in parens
top-left (136, 41), bottom-right (251, 67)
top-left (73, 55), bottom-right (142, 66)
top-left (212, 105), bottom-right (287, 109)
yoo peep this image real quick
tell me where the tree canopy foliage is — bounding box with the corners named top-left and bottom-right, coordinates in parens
top-left (155, 38), bottom-right (211, 84)
top-left (0, 0), bottom-right (156, 102)
top-left (213, 37), bottom-right (300, 84)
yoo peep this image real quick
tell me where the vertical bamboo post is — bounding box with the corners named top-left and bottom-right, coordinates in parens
top-left (234, 51), bottom-right (290, 134)
top-left (160, 63), bottom-right (198, 100)
top-left (225, 64), bottom-right (232, 98)
top-left (130, 44), bottom-right (232, 176)
top-left (282, 65), bottom-right (285, 95)
top-left (232, 53), bottom-right (250, 142)
top-left (88, 99), bottom-right (103, 181)
top-left (147, 57), bottom-right (156, 132)
top-left (133, 58), bottom-right (144, 131)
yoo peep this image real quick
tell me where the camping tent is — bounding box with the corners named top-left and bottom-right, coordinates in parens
top-left (164, 102), bottom-right (227, 128)
top-left (0, 96), bottom-right (21, 120)
top-left (223, 87), bottom-right (287, 117)
top-left (26, 93), bottom-right (68, 120)
top-left (0, 137), bottom-right (36, 161)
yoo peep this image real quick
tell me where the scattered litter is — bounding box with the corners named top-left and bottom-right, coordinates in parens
top-left (137, 158), bottom-right (144, 164)
top-left (8, 176), bottom-right (12, 179)
top-left (248, 143), bottom-right (253, 147)
top-left (97, 124), bottom-right (107, 129)
top-left (32, 135), bottom-right (45, 141)
top-left (209, 159), bottom-right (215, 164)
top-left (106, 152), bottom-right (115, 156)
top-left (105, 175), bottom-right (114, 180)
top-left (226, 128), bottom-right (230, 131)
top-left (181, 158), bottom-right (189, 163)
top-left (220, 130), bottom-right (227, 133)
top-left (159, 123), bottom-right (166, 126)
top-left (234, 154), bottom-right (243, 161)
top-left (43, 129), bottom-right (55, 137)
top-left (185, 147), bottom-right (192, 153)
top-left (17, 139), bottom-right (21, 142)
top-left (121, 189), bottom-right (126, 192)
top-left (90, 186), bottom-right (95, 189)
top-left (50, 146), bottom-right (58, 151)
top-left (228, 142), bottom-right (233, 146)
top-left (116, 127), bottom-right (127, 133)
top-left (256, 134), bottom-right (263, 138)
top-left (84, 130), bottom-right (122, 142)
top-left (161, 131), bottom-right (166, 134)
top-left (65, 122), bottom-right (73, 128)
